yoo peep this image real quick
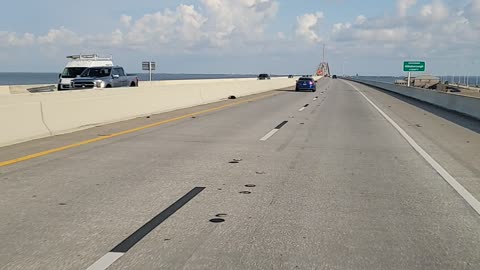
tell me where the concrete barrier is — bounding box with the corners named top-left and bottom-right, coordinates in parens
top-left (0, 84), bottom-right (58, 95)
top-left (0, 86), bottom-right (11, 95)
top-left (0, 77), bottom-right (297, 146)
top-left (347, 78), bottom-right (480, 120)
top-left (41, 87), bottom-right (206, 134)
top-left (0, 102), bottom-right (51, 146)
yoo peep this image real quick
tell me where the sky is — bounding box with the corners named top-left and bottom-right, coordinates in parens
top-left (0, 0), bottom-right (479, 75)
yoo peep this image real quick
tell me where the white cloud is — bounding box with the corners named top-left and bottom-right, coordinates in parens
top-left (0, 1), bottom-right (278, 53)
top-left (332, 23), bottom-right (351, 33)
top-left (123, 9), bottom-right (177, 47)
top-left (464, 0), bottom-right (480, 28)
top-left (329, 0), bottom-right (479, 59)
top-left (176, 5), bottom-right (208, 44)
top-left (201, 0), bottom-right (279, 46)
top-left (420, 0), bottom-right (449, 21)
top-left (37, 27), bottom-right (83, 46)
top-left (397, 0), bottom-right (417, 17)
top-left (120, 15), bottom-right (132, 28)
top-left (355, 15), bottom-right (367, 25)
top-left (0, 32), bottom-right (35, 47)
top-left (295, 12), bottom-right (324, 43)
top-left (112, 5), bottom-right (208, 50)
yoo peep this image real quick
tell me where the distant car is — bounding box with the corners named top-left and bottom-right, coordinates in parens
top-left (295, 77), bottom-right (316, 92)
top-left (71, 66), bottom-right (138, 89)
top-left (58, 54), bottom-right (114, 91)
top-left (258, 74), bottom-right (271, 80)
top-left (332, 75), bottom-right (337, 79)
top-left (288, 75), bottom-right (294, 78)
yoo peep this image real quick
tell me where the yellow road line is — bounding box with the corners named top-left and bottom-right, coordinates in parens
top-left (0, 92), bottom-right (279, 167)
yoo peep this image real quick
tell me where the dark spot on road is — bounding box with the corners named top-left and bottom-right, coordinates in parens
top-left (164, 238), bottom-right (171, 241)
top-left (229, 161), bottom-right (239, 164)
top-left (300, 123), bottom-right (305, 125)
top-left (245, 184), bottom-right (256, 188)
top-left (467, 141), bottom-right (470, 143)
top-left (228, 95), bottom-right (237, 99)
top-left (58, 203), bottom-right (67, 206)
top-left (256, 171), bottom-right (266, 175)
top-left (217, 188), bottom-right (222, 190)
top-left (98, 134), bottom-right (111, 137)
top-left (215, 213), bottom-right (228, 217)
top-left (415, 124), bottom-right (423, 127)
top-left (32, 195), bottom-right (37, 198)
top-left (239, 191), bottom-right (252, 194)
top-left (192, 116), bottom-right (197, 119)
top-left (146, 116), bottom-right (151, 118)
top-left (209, 218), bottom-right (225, 223)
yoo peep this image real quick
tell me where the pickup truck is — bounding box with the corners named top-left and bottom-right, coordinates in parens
top-left (70, 66), bottom-right (138, 89)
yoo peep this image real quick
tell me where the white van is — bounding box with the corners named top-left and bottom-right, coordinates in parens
top-left (58, 54), bottom-right (113, 90)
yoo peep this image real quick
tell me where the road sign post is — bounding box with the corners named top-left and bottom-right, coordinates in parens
top-left (142, 61), bottom-right (156, 82)
top-left (403, 61), bottom-right (425, 87)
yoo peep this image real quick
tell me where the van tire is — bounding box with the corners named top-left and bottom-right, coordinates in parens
top-left (106, 85), bottom-right (112, 88)
top-left (130, 82), bottom-right (137, 87)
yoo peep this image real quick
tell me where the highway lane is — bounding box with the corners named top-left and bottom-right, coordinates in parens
top-left (347, 80), bottom-right (480, 201)
top-left (1, 78), bottom-right (479, 269)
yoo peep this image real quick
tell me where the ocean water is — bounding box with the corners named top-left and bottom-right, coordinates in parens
top-left (0, 72), bottom-right (262, 86)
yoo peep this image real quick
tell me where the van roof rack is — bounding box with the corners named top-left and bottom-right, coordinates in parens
top-left (66, 54), bottom-right (113, 61)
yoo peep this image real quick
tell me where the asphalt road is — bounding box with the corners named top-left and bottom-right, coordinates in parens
top-left (1, 79), bottom-right (479, 270)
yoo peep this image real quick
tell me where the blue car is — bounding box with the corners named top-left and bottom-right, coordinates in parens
top-left (295, 77), bottom-right (316, 92)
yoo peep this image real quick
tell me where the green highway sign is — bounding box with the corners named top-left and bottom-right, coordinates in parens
top-left (403, 61), bottom-right (425, 72)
